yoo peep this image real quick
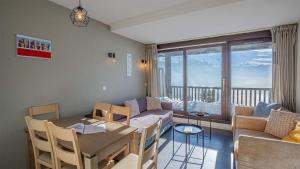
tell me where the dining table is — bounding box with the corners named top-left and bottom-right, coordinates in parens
top-left (26, 115), bottom-right (138, 169)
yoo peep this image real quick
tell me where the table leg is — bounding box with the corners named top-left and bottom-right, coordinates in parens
top-left (202, 131), bottom-right (205, 159)
top-left (185, 134), bottom-right (188, 163)
top-left (130, 132), bottom-right (138, 154)
top-left (210, 118), bottom-right (212, 140)
top-left (84, 156), bottom-right (98, 169)
top-left (172, 126), bottom-right (174, 156)
top-left (188, 135), bottom-right (190, 151)
top-left (197, 120), bottom-right (199, 143)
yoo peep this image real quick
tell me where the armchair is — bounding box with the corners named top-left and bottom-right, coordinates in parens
top-left (233, 106), bottom-right (300, 169)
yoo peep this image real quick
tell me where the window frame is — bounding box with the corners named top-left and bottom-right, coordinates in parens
top-left (157, 31), bottom-right (272, 122)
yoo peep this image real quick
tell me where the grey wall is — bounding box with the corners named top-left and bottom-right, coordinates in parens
top-left (297, 22), bottom-right (300, 113)
top-left (0, 0), bottom-right (145, 168)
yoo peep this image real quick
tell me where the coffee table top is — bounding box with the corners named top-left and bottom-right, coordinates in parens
top-left (189, 111), bottom-right (211, 118)
top-left (174, 123), bottom-right (203, 135)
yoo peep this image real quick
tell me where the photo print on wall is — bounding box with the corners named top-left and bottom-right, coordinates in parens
top-left (16, 34), bottom-right (52, 59)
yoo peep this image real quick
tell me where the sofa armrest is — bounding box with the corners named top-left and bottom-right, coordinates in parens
top-left (235, 106), bottom-right (255, 116)
top-left (235, 115), bottom-right (267, 132)
top-left (161, 101), bottom-right (172, 110)
top-left (238, 135), bottom-right (300, 169)
top-left (232, 106), bottom-right (255, 131)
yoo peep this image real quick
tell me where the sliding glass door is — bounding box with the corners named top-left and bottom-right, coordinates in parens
top-left (158, 46), bottom-right (226, 118)
top-left (158, 51), bottom-right (184, 113)
top-left (158, 37), bottom-right (272, 121)
top-left (186, 46), bottom-right (223, 117)
top-left (230, 41), bottom-right (272, 115)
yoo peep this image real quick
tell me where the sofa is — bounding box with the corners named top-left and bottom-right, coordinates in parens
top-left (91, 97), bottom-right (173, 133)
top-left (129, 97), bottom-right (173, 135)
top-left (232, 106), bottom-right (300, 169)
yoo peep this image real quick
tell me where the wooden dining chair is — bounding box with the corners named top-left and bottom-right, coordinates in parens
top-left (29, 103), bottom-right (60, 120)
top-left (47, 122), bottom-right (83, 169)
top-left (47, 122), bottom-right (114, 169)
top-left (25, 116), bottom-right (55, 169)
top-left (112, 119), bottom-right (162, 169)
top-left (107, 105), bottom-right (132, 162)
top-left (109, 105), bottom-right (131, 125)
top-left (92, 102), bottom-right (111, 121)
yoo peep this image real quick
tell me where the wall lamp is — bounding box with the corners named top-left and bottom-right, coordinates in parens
top-left (141, 59), bottom-right (147, 67)
top-left (108, 52), bottom-right (116, 62)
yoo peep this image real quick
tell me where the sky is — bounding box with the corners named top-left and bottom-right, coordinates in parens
top-left (158, 46), bottom-right (272, 88)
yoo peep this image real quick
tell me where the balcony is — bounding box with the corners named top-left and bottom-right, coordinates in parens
top-left (161, 86), bottom-right (272, 115)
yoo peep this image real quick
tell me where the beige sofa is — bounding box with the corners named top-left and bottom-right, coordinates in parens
top-left (232, 106), bottom-right (300, 169)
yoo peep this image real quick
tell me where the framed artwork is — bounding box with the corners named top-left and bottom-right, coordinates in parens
top-left (16, 34), bottom-right (52, 59)
top-left (127, 53), bottom-right (132, 77)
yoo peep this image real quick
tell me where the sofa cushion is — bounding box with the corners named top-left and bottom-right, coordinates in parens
top-left (234, 128), bottom-right (279, 158)
top-left (130, 110), bottom-right (173, 133)
top-left (136, 97), bottom-right (147, 112)
top-left (265, 110), bottom-right (297, 138)
top-left (146, 97), bottom-right (162, 111)
top-left (253, 102), bottom-right (281, 117)
top-left (124, 99), bottom-right (140, 117)
top-left (161, 101), bottom-right (172, 110)
top-left (282, 121), bottom-right (300, 143)
top-left (235, 115), bottom-right (267, 132)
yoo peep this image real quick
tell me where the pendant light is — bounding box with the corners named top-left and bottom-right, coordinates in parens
top-left (70, 0), bottom-right (90, 27)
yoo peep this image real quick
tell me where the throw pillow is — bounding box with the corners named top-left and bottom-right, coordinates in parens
top-left (265, 110), bottom-right (297, 138)
top-left (253, 102), bottom-right (281, 117)
top-left (136, 97), bottom-right (147, 112)
top-left (146, 97), bottom-right (162, 111)
top-left (282, 121), bottom-right (300, 143)
top-left (124, 99), bottom-right (140, 117)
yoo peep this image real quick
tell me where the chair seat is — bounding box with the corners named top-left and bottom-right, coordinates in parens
top-left (61, 160), bottom-right (114, 169)
top-left (99, 159), bottom-right (115, 169)
top-left (112, 153), bottom-right (154, 169)
top-left (61, 164), bottom-right (77, 169)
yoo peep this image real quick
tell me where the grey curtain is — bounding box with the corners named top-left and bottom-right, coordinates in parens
top-left (145, 44), bottom-right (159, 97)
top-left (271, 24), bottom-right (298, 111)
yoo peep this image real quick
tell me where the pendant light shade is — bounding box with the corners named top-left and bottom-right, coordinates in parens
top-left (70, 0), bottom-right (90, 27)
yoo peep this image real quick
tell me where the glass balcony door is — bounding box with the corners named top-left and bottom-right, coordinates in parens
top-left (158, 50), bottom-right (184, 113)
top-left (186, 46), bottom-right (224, 118)
top-left (158, 45), bottom-right (227, 119)
top-left (230, 41), bottom-right (273, 115)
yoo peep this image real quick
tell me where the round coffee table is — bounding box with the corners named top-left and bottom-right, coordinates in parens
top-left (172, 123), bottom-right (204, 164)
top-left (188, 111), bottom-right (212, 139)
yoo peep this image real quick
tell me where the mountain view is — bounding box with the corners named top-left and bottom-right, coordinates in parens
top-left (158, 42), bottom-right (272, 89)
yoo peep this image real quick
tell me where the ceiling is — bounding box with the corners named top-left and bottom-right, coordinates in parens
top-left (49, 0), bottom-right (300, 44)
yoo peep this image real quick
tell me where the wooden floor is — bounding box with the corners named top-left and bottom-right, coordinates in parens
top-left (157, 126), bottom-right (234, 169)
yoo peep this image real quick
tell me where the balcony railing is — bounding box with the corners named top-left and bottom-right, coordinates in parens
top-left (163, 86), bottom-right (271, 107)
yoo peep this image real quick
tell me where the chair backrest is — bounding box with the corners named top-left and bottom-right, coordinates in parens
top-left (138, 119), bottom-right (162, 169)
top-left (92, 102), bottom-right (111, 121)
top-left (29, 103), bottom-right (60, 120)
top-left (109, 105), bottom-right (131, 125)
top-left (47, 122), bottom-right (83, 169)
top-left (25, 116), bottom-right (55, 168)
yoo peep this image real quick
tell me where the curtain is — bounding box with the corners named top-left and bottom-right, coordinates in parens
top-left (145, 44), bottom-right (159, 97)
top-left (271, 24), bottom-right (298, 111)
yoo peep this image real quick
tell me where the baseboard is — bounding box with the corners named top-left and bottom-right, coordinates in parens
top-left (173, 117), bottom-right (232, 131)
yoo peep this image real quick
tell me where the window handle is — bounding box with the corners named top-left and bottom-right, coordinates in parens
top-left (222, 78), bottom-right (225, 92)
